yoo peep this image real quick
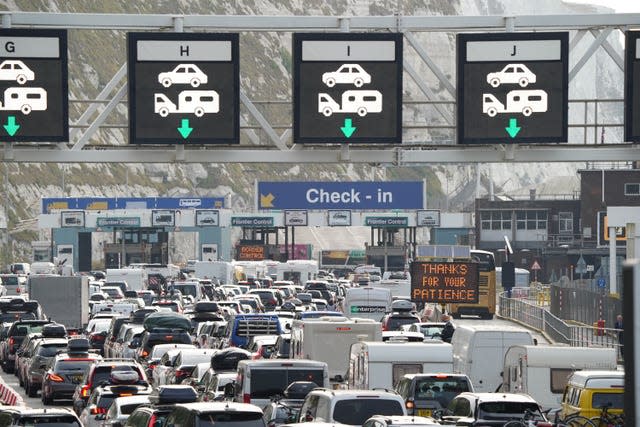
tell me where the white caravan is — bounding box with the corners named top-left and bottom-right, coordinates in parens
top-left (502, 345), bottom-right (617, 410)
top-left (1, 87), bottom-right (47, 115)
top-left (106, 268), bottom-right (147, 292)
top-left (275, 260), bottom-right (318, 286)
top-left (451, 324), bottom-right (533, 393)
top-left (290, 316), bottom-right (381, 381)
top-left (154, 90), bottom-right (219, 117)
top-left (318, 90), bottom-right (382, 117)
top-left (348, 341), bottom-right (454, 390)
top-left (194, 261), bottom-right (234, 284)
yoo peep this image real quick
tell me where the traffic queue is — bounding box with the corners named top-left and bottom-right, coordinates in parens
top-left (0, 264), bottom-right (625, 427)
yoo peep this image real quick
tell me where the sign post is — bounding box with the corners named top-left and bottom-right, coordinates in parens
top-left (293, 33), bottom-right (403, 144)
top-left (457, 32), bottom-right (568, 144)
top-left (128, 32), bottom-right (239, 144)
top-left (0, 29), bottom-right (68, 141)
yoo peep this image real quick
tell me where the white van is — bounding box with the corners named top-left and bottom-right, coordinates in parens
top-left (290, 316), bottom-right (381, 381)
top-left (451, 324), bottom-right (533, 393)
top-left (348, 341), bottom-right (454, 390)
top-left (502, 345), bottom-right (617, 410)
top-left (106, 268), bottom-right (147, 292)
top-left (341, 287), bottom-right (392, 321)
top-left (234, 359), bottom-right (329, 408)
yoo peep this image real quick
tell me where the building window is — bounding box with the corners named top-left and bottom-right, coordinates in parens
top-left (624, 183), bottom-right (640, 196)
top-left (480, 210), bottom-right (511, 231)
top-left (515, 210), bottom-right (547, 230)
top-left (559, 212), bottom-right (573, 233)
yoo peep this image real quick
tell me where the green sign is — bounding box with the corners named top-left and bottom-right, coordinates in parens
top-left (231, 217), bottom-right (274, 227)
top-left (365, 217), bottom-right (408, 227)
top-left (97, 217), bottom-right (141, 227)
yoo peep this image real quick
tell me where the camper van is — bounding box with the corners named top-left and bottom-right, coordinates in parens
top-left (234, 359), bottom-right (329, 408)
top-left (559, 370), bottom-right (624, 418)
top-left (451, 324), bottom-right (533, 393)
top-left (502, 345), bottom-right (617, 410)
top-left (318, 90), bottom-right (383, 117)
top-left (342, 287), bottom-right (392, 321)
top-left (290, 316), bottom-right (381, 381)
top-left (348, 341), bottom-right (454, 390)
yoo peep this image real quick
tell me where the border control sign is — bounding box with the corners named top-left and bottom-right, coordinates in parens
top-left (410, 261), bottom-right (479, 304)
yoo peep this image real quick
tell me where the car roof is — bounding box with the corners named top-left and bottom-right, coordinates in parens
top-left (457, 392), bottom-right (538, 403)
top-left (309, 389), bottom-right (401, 398)
top-left (112, 394), bottom-right (151, 407)
top-left (175, 402), bottom-right (263, 414)
top-left (402, 373), bottom-right (470, 380)
top-left (366, 415), bottom-right (440, 426)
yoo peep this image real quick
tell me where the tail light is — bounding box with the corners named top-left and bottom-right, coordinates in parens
top-left (8, 337), bottom-right (15, 352)
top-left (140, 350), bottom-right (149, 359)
top-left (269, 298), bottom-right (277, 306)
top-left (174, 369), bottom-right (191, 380)
top-left (46, 373), bottom-right (64, 383)
top-left (243, 393), bottom-right (250, 403)
top-left (405, 400), bottom-right (414, 410)
top-left (81, 384), bottom-right (91, 398)
top-left (90, 406), bottom-right (107, 415)
top-left (536, 423), bottom-right (553, 427)
top-left (149, 414), bottom-right (158, 427)
top-left (90, 333), bottom-right (105, 343)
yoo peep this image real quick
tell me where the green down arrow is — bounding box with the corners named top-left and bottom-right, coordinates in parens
top-left (177, 118), bottom-right (193, 139)
top-left (341, 118), bottom-right (356, 138)
top-left (3, 116), bottom-right (20, 136)
top-left (505, 118), bottom-right (521, 138)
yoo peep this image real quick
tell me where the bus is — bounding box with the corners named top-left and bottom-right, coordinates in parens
top-left (449, 249), bottom-right (496, 319)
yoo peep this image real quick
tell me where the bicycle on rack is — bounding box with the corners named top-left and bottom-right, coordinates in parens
top-left (503, 408), bottom-right (554, 427)
top-left (551, 413), bottom-right (597, 427)
top-left (589, 405), bottom-right (624, 427)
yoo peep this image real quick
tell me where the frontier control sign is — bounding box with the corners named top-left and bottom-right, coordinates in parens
top-left (410, 261), bottom-right (479, 304)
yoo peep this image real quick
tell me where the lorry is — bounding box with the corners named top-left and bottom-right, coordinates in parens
top-left (348, 340), bottom-right (454, 390)
top-left (27, 276), bottom-right (89, 329)
top-left (289, 316), bottom-right (381, 381)
top-left (194, 260), bottom-right (234, 284)
top-left (106, 268), bottom-right (147, 292)
top-left (502, 345), bottom-right (617, 410)
top-left (451, 324), bottom-right (533, 393)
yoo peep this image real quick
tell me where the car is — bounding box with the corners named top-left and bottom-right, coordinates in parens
top-left (23, 337), bottom-right (69, 397)
top-left (436, 392), bottom-right (548, 426)
top-left (381, 311), bottom-right (421, 332)
top-left (125, 385), bottom-right (199, 427)
top-left (100, 395), bottom-right (151, 427)
top-left (143, 342), bottom-right (196, 380)
top-left (137, 327), bottom-right (193, 362)
top-left (79, 379), bottom-right (152, 427)
top-left (395, 373), bottom-right (474, 418)
top-left (270, 333), bottom-right (291, 359)
top-left (297, 388), bottom-right (406, 426)
top-left (41, 352), bottom-right (103, 404)
top-left (322, 64), bottom-right (371, 88)
top-left (247, 335), bottom-right (278, 360)
top-left (0, 407), bottom-right (81, 427)
top-left (0, 319), bottom-right (52, 373)
top-left (486, 63), bottom-right (537, 88)
top-left (163, 401), bottom-right (265, 427)
top-left (403, 323), bottom-right (446, 340)
top-left (0, 60), bottom-right (35, 84)
top-left (158, 64), bottom-right (208, 88)
top-left (72, 359), bottom-right (149, 415)
top-left (198, 370), bottom-right (236, 402)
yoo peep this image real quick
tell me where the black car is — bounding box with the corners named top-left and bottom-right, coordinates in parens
top-left (0, 319), bottom-right (51, 373)
top-left (125, 385), bottom-right (198, 427)
top-left (137, 328), bottom-right (192, 362)
top-left (41, 352), bottom-right (102, 404)
top-left (0, 407), bottom-right (81, 427)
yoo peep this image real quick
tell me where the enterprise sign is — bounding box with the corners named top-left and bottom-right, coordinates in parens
top-left (410, 261), bottom-right (479, 304)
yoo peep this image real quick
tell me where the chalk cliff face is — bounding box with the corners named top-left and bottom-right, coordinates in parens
top-left (0, 0), bottom-right (620, 262)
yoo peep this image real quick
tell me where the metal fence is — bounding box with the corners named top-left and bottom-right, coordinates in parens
top-left (498, 286), bottom-right (622, 358)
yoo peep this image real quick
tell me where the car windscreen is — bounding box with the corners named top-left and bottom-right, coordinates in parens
top-left (386, 316), bottom-right (419, 331)
top-left (38, 344), bottom-right (68, 357)
top-left (197, 412), bottom-right (263, 427)
top-left (478, 402), bottom-right (543, 419)
top-left (56, 359), bottom-right (95, 372)
top-left (333, 399), bottom-right (404, 425)
top-left (250, 369), bottom-right (324, 399)
top-left (17, 416), bottom-right (81, 427)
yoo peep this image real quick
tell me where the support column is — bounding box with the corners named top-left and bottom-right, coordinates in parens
top-left (610, 226), bottom-right (617, 294)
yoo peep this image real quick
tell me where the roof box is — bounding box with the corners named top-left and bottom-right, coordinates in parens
top-left (42, 323), bottom-right (66, 338)
top-left (149, 385), bottom-right (198, 405)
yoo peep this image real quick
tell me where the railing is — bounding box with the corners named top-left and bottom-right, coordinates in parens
top-left (498, 287), bottom-right (622, 359)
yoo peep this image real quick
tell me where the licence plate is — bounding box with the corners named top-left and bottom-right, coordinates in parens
top-left (417, 409), bottom-right (432, 417)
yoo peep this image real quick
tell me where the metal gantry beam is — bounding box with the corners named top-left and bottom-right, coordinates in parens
top-left (0, 11), bottom-right (638, 164)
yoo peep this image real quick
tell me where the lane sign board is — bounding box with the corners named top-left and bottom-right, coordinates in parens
top-left (625, 31), bottom-right (640, 142)
top-left (195, 209), bottom-right (220, 227)
top-left (328, 210), bottom-right (352, 226)
top-left (257, 181), bottom-right (424, 210)
top-left (457, 32), bottom-right (568, 144)
top-left (128, 32), bottom-right (239, 145)
top-left (293, 33), bottom-right (403, 144)
top-left (0, 29), bottom-right (68, 141)
top-left (284, 210), bottom-right (308, 226)
top-left (417, 210), bottom-right (440, 227)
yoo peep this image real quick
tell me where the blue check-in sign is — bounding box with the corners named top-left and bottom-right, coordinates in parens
top-left (257, 181), bottom-right (423, 210)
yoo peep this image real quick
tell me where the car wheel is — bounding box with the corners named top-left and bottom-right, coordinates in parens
top-left (322, 107), bottom-right (333, 117)
top-left (522, 106), bottom-right (533, 117)
top-left (16, 74), bottom-right (27, 85)
top-left (518, 77), bottom-right (529, 87)
top-left (21, 104), bottom-right (32, 115)
top-left (194, 107), bottom-right (205, 117)
top-left (490, 78), bottom-right (500, 88)
top-left (190, 78), bottom-right (201, 88)
top-left (161, 78), bottom-right (172, 88)
top-left (325, 78), bottom-right (336, 87)
top-left (357, 107), bottom-right (367, 117)
top-left (486, 107), bottom-right (498, 117)
top-left (353, 78), bottom-right (364, 87)
top-left (158, 107), bottom-right (170, 118)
